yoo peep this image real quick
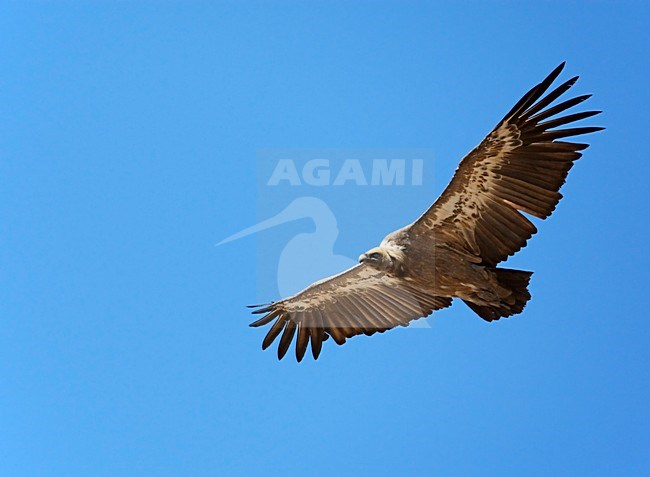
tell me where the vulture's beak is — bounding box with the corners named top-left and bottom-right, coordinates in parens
top-left (358, 253), bottom-right (368, 263)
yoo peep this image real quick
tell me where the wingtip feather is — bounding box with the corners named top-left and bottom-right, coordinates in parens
top-left (277, 320), bottom-right (297, 360)
top-left (262, 317), bottom-right (286, 350)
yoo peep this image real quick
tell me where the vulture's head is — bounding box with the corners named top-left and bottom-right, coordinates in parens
top-left (359, 246), bottom-right (405, 273)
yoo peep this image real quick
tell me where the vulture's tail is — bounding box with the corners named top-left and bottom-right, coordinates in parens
top-left (463, 268), bottom-right (533, 322)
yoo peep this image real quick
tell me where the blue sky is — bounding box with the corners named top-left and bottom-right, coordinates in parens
top-left (1, 1), bottom-right (649, 476)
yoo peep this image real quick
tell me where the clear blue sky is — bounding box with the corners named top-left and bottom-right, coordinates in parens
top-left (1, 2), bottom-right (648, 476)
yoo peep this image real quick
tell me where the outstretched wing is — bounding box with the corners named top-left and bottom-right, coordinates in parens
top-left (409, 62), bottom-right (603, 266)
top-left (249, 263), bottom-right (451, 361)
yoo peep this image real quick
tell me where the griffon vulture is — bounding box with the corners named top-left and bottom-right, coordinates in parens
top-left (249, 62), bottom-right (603, 361)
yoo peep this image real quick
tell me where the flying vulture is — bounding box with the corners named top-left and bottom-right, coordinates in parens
top-left (249, 62), bottom-right (603, 361)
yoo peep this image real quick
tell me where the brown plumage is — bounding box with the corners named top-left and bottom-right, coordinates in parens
top-left (249, 62), bottom-right (603, 361)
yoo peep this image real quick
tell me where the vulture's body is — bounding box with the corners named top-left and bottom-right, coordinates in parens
top-left (248, 63), bottom-right (603, 361)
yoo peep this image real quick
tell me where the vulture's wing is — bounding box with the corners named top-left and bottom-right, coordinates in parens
top-left (249, 263), bottom-right (451, 361)
top-left (409, 63), bottom-right (603, 266)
